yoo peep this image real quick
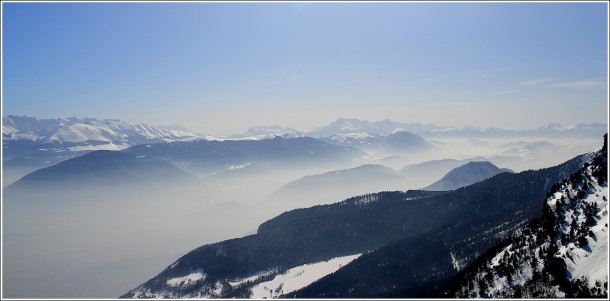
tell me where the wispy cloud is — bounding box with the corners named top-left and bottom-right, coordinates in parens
top-left (487, 89), bottom-right (520, 96)
top-left (518, 78), bottom-right (554, 86)
top-left (575, 56), bottom-right (606, 65)
top-left (413, 67), bottom-right (511, 84)
top-left (548, 78), bottom-right (607, 88)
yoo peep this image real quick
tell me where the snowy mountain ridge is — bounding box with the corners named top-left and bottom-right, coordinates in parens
top-left (230, 125), bottom-right (303, 139)
top-left (322, 129), bottom-right (434, 153)
top-left (450, 134), bottom-right (608, 298)
top-left (306, 117), bottom-right (607, 138)
top-left (2, 115), bottom-right (199, 145)
top-left (2, 115), bottom-right (201, 168)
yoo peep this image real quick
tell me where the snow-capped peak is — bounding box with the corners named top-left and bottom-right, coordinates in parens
top-left (390, 128), bottom-right (407, 134)
top-left (230, 124), bottom-right (303, 140)
top-left (2, 115), bottom-right (200, 146)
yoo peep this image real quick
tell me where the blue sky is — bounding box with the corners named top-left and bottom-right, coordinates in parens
top-left (2, 2), bottom-right (608, 136)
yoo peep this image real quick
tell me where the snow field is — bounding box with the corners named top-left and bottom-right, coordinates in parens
top-left (249, 254), bottom-right (361, 298)
top-left (564, 185), bottom-right (608, 286)
top-left (166, 268), bottom-right (207, 288)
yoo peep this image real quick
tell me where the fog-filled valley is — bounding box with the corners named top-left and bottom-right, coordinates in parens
top-left (1, 116), bottom-right (607, 298)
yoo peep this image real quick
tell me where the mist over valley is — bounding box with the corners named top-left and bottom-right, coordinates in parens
top-left (2, 115), bottom-right (606, 298)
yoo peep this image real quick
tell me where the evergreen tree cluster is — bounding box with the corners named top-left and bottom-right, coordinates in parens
top-left (450, 138), bottom-right (608, 299)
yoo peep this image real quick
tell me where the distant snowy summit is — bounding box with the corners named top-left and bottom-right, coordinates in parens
top-left (306, 117), bottom-right (607, 138)
top-left (2, 115), bottom-right (199, 145)
top-left (2, 115), bottom-right (200, 164)
top-left (230, 124), bottom-right (304, 140)
top-left (307, 117), bottom-right (445, 138)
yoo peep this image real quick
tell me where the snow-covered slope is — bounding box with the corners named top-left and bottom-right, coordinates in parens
top-left (451, 134), bottom-right (608, 298)
top-left (422, 161), bottom-right (513, 191)
top-left (125, 254), bottom-right (361, 298)
top-left (244, 254), bottom-right (361, 299)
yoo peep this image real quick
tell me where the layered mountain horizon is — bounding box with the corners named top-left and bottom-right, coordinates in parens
top-left (4, 115), bottom-right (607, 143)
top-left (120, 135), bottom-right (606, 299)
top-left (2, 114), bottom-right (607, 299)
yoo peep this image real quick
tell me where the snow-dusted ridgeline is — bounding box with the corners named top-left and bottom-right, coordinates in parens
top-left (452, 139), bottom-right (608, 298)
top-left (2, 115), bottom-right (199, 146)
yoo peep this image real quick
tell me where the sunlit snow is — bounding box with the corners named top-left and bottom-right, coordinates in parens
top-left (564, 185), bottom-right (608, 286)
top-left (249, 254), bottom-right (361, 298)
top-left (166, 268), bottom-right (206, 288)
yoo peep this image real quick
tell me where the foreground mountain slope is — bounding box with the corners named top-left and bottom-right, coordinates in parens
top-left (121, 190), bottom-right (445, 298)
top-left (422, 161), bottom-right (513, 191)
top-left (286, 151), bottom-right (592, 298)
top-left (122, 139), bottom-right (590, 298)
top-left (449, 134), bottom-right (608, 298)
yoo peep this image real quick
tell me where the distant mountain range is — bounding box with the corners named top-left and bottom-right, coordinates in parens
top-left (265, 161), bottom-right (514, 212)
top-left (4, 136), bottom-right (365, 195)
top-left (4, 116), bottom-right (606, 148)
top-left (2, 115), bottom-right (200, 169)
top-left (306, 118), bottom-right (446, 138)
top-left (4, 115), bottom-right (605, 169)
top-left (230, 125), bottom-right (303, 139)
top-left (306, 118), bottom-right (607, 138)
top-left (124, 135), bottom-right (364, 175)
top-left (2, 115), bottom-right (198, 146)
top-left (320, 129), bottom-right (434, 153)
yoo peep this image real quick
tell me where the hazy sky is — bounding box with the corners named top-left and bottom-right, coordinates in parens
top-left (2, 2), bottom-right (608, 136)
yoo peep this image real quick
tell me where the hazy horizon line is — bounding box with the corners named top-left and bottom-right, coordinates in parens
top-left (2, 113), bottom-right (608, 138)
